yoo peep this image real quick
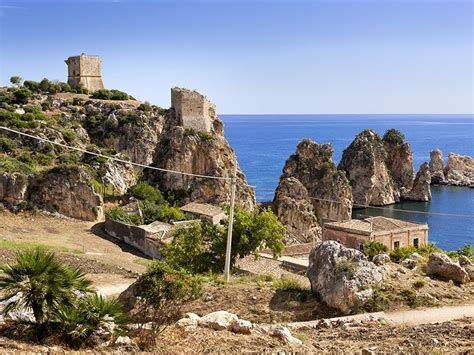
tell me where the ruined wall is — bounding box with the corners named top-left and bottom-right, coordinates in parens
top-left (171, 87), bottom-right (216, 133)
top-left (322, 228), bottom-right (369, 250)
top-left (65, 54), bottom-right (104, 92)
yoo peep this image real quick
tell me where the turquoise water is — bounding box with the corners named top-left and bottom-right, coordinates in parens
top-left (221, 114), bottom-right (474, 250)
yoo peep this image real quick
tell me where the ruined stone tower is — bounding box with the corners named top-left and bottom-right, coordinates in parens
top-left (65, 53), bottom-right (104, 92)
top-left (171, 87), bottom-right (216, 133)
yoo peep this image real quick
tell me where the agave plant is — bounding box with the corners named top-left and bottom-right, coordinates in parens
top-left (0, 248), bottom-right (93, 325)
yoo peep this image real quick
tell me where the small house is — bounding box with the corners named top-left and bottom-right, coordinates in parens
top-left (322, 216), bottom-right (428, 251)
top-left (180, 202), bottom-right (225, 225)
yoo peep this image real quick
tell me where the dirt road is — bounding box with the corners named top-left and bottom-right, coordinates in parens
top-left (387, 304), bottom-right (474, 325)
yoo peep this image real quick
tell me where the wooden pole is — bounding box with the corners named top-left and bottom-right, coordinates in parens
top-left (224, 165), bottom-right (237, 282)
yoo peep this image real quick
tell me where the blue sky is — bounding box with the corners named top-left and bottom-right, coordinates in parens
top-left (0, 0), bottom-right (472, 114)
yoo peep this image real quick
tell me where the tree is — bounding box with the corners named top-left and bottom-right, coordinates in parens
top-left (134, 260), bottom-right (202, 338)
top-left (0, 249), bottom-right (92, 330)
top-left (10, 76), bottom-right (22, 87)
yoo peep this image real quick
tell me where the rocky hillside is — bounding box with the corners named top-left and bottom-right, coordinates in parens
top-left (0, 86), bottom-right (255, 220)
top-left (339, 129), bottom-right (431, 206)
top-left (273, 139), bottom-right (352, 243)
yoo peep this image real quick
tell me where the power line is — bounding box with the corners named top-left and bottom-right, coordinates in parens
top-left (1, 125), bottom-right (230, 181)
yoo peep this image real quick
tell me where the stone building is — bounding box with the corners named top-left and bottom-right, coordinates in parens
top-left (171, 87), bottom-right (216, 133)
top-left (180, 202), bottom-right (225, 225)
top-left (322, 216), bottom-right (428, 251)
top-left (65, 53), bottom-right (104, 92)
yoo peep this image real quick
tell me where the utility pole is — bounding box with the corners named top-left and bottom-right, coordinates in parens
top-left (224, 165), bottom-right (237, 282)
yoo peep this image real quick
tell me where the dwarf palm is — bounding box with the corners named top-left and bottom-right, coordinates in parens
top-left (0, 248), bottom-right (92, 325)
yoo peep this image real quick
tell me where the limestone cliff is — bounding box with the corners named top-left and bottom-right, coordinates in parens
top-left (429, 149), bottom-right (445, 184)
top-left (339, 129), bottom-right (430, 206)
top-left (273, 139), bottom-right (352, 243)
top-left (338, 130), bottom-right (397, 206)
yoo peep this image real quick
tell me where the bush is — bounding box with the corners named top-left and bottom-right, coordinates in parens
top-left (11, 87), bottom-right (31, 104)
top-left (0, 136), bottom-right (17, 153)
top-left (62, 129), bottom-right (75, 144)
top-left (10, 76), bottom-right (22, 86)
top-left (413, 279), bottom-right (426, 289)
top-left (138, 102), bottom-right (152, 112)
top-left (0, 249), bottom-right (92, 329)
top-left (134, 260), bottom-right (203, 336)
top-left (23, 80), bottom-right (40, 91)
top-left (0, 156), bottom-right (35, 174)
top-left (105, 206), bottom-right (141, 225)
top-left (159, 204), bottom-right (185, 222)
top-left (72, 97), bottom-right (83, 106)
top-left (91, 89), bottom-right (130, 101)
top-left (457, 244), bottom-right (472, 258)
top-left (361, 286), bottom-right (389, 312)
top-left (55, 294), bottom-right (127, 344)
top-left (363, 240), bottom-right (388, 260)
top-left (272, 277), bottom-right (308, 292)
top-left (389, 246), bottom-right (417, 263)
top-left (334, 259), bottom-right (356, 278)
top-left (417, 242), bottom-right (441, 257)
top-left (129, 182), bottom-right (163, 203)
top-left (33, 152), bottom-right (54, 166)
top-left (383, 128), bottom-right (405, 145)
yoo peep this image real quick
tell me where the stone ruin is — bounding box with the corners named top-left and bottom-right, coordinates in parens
top-left (171, 87), bottom-right (216, 133)
top-left (65, 53), bottom-right (105, 92)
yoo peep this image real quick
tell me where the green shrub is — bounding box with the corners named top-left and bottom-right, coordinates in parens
top-left (413, 279), bottom-right (426, 289)
top-left (91, 89), bottom-right (130, 101)
top-left (417, 242), bottom-right (441, 257)
top-left (55, 293), bottom-right (127, 344)
top-left (58, 153), bottom-right (80, 165)
top-left (23, 80), bottom-right (40, 91)
top-left (41, 102), bottom-right (51, 111)
top-left (138, 102), bottom-right (152, 112)
top-left (77, 86), bottom-right (89, 94)
top-left (134, 260), bottom-right (203, 335)
top-left (383, 128), bottom-right (405, 145)
top-left (33, 152), bottom-right (54, 166)
top-left (129, 182), bottom-right (163, 203)
top-left (105, 206), bottom-right (141, 225)
top-left (389, 246), bottom-right (417, 263)
top-left (0, 156), bottom-right (35, 174)
top-left (72, 97), bottom-right (83, 106)
top-left (272, 277), bottom-right (308, 292)
top-left (0, 249), bottom-right (92, 329)
top-left (10, 76), bottom-right (22, 86)
top-left (0, 136), bottom-right (17, 153)
top-left (198, 132), bottom-right (216, 141)
top-left (11, 87), bottom-right (31, 104)
top-left (62, 129), bottom-right (75, 144)
top-left (17, 151), bottom-right (34, 166)
top-left (457, 244), bottom-right (472, 258)
top-left (13, 200), bottom-right (37, 213)
top-left (361, 286), bottom-right (389, 312)
top-left (363, 240), bottom-right (388, 260)
top-left (159, 204), bottom-right (185, 222)
top-left (400, 288), bottom-right (419, 308)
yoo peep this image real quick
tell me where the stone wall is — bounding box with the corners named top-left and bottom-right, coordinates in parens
top-left (65, 54), bottom-right (104, 92)
top-left (171, 87), bottom-right (216, 133)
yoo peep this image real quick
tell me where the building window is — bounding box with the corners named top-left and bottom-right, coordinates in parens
top-left (413, 238), bottom-right (419, 248)
top-left (394, 241), bottom-right (400, 249)
top-left (359, 244), bottom-right (364, 251)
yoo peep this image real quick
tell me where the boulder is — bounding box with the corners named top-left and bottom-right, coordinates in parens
top-left (458, 256), bottom-right (474, 281)
top-left (103, 159), bottom-right (137, 195)
top-left (307, 241), bottom-right (384, 314)
top-left (372, 253), bottom-right (390, 266)
top-left (401, 258), bottom-right (417, 270)
top-left (29, 166), bottom-right (103, 221)
top-left (198, 311), bottom-right (239, 331)
top-left (274, 139), bottom-right (352, 243)
top-left (426, 253), bottom-right (469, 284)
top-left (270, 325), bottom-right (302, 345)
top-left (231, 319), bottom-right (253, 334)
top-left (401, 163), bottom-right (431, 202)
top-left (429, 149), bottom-right (445, 184)
top-left (0, 173), bottom-right (28, 205)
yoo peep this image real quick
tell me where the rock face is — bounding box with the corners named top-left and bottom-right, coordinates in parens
top-left (273, 139), bottom-right (352, 243)
top-left (429, 150), bottom-right (474, 187)
top-left (339, 130), bottom-right (398, 206)
top-left (426, 253), bottom-right (469, 284)
top-left (401, 163), bottom-right (431, 201)
top-left (307, 241), bottom-right (384, 314)
top-left (146, 108), bottom-right (255, 210)
top-left (29, 166), bottom-right (103, 221)
top-left (429, 149), bottom-right (445, 184)
top-left (339, 129), bottom-right (431, 206)
top-left (445, 153), bottom-right (474, 187)
top-left (0, 173), bottom-right (28, 205)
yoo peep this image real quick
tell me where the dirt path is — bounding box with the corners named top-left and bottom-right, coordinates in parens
top-left (387, 304), bottom-right (474, 325)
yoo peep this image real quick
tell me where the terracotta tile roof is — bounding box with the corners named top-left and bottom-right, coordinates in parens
top-left (324, 216), bottom-right (427, 235)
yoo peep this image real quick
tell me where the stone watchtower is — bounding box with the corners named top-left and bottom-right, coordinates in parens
top-left (65, 53), bottom-right (104, 92)
top-left (171, 87), bottom-right (216, 133)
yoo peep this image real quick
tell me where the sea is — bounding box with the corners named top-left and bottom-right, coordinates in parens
top-left (220, 114), bottom-right (474, 251)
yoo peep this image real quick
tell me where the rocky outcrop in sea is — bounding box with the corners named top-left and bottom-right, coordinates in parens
top-left (429, 149), bottom-right (473, 187)
top-left (273, 139), bottom-right (352, 243)
top-left (338, 129), bottom-right (431, 206)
